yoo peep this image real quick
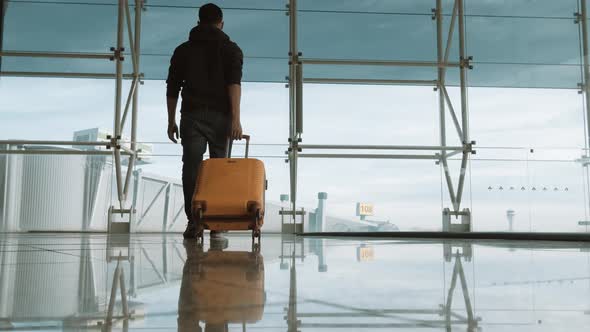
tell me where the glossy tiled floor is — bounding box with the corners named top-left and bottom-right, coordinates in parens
top-left (1, 234), bottom-right (590, 331)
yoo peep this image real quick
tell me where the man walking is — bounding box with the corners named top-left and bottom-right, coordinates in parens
top-left (166, 3), bottom-right (243, 239)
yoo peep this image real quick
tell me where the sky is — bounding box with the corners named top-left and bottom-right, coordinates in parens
top-left (1, 78), bottom-right (589, 232)
top-left (1, 0), bottom-right (590, 232)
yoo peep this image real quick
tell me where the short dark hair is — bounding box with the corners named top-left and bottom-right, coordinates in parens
top-left (199, 3), bottom-right (223, 25)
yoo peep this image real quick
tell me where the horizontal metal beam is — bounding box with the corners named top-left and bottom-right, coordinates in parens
top-left (0, 149), bottom-right (131, 156)
top-left (0, 71), bottom-right (137, 79)
top-left (295, 310), bottom-right (443, 317)
top-left (298, 322), bottom-right (468, 328)
top-left (304, 78), bottom-right (438, 85)
top-left (301, 58), bottom-right (461, 68)
top-left (279, 210), bottom-right (306, 216)
top-left (299, 153), bottom-right (440, 160)
top-left (301, 231), bottom-right (590, 242)
top-left (0, 140), bottom-right (109, 146)
top-left (0, 50), bottom-right (113, 60)
top-left (299, 144), bottom-right (464, 151)
top-left (140, 176), bottom-right (171, 185)
top-left (110, 208), bottom-right (133, 214)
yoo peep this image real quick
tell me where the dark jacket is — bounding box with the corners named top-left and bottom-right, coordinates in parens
top-left (166, 25), bottom-right (243, 113)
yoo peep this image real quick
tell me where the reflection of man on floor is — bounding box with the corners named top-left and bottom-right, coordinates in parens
top-left (178, 240), bottom-right (228, 332)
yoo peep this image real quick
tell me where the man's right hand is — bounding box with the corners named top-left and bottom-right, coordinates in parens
top-left (168, 123), bottom-right (179, 143)
top-left (231, 120), bottom-right (243, 140)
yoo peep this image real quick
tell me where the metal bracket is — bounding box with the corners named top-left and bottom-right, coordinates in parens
top-left (576, 155), bottom-right (590, 166)
top-left (578, 82), bottom-right (585, 94)
top-left (111, 208), bottom-right (134, 214)
top-left (106, 135), bottom-right (122, 150)
top-left (280, 208), bottom-right (306, 234)
top-left (465, 140), bottom-right (476, 154)
top-left (108, 206), bottom-right (133, 233)
top-left (431, 8), bottom-right (437, 20)
top-left (279, 209), bottom-right (306, 216)
top-left (442, 208), bottom-right (472, 232)
top-left (460, 56), bottom-right (474, 70)
top-left (575, 12), bottom-right (582, 24)
top-left (109, 47), bottom-right (125, 61)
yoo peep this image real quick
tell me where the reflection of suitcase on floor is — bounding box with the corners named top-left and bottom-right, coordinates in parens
top-left (192, 250), bottom-right (265, 325)
top-left (192, 135), bottom-right (266, 243)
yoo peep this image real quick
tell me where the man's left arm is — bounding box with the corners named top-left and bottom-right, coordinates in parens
top-left (225, 43), bottom-right (244, 140)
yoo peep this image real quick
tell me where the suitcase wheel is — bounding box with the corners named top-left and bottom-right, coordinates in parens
top-left (252, 208), bottom-right (262, 245)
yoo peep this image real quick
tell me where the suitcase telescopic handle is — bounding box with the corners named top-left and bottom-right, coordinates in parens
top-left (226, 135), bottom-right (250, 158)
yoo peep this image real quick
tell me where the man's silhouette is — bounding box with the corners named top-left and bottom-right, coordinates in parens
top-left (166, 3), bottom-right (243, 239)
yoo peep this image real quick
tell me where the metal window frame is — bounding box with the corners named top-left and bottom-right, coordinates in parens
top-left (1, 0), bottom-right (590, 233)
top-left (286, 0), bottom-right (476, 228)
top-left (0, 0), bottom-right (144, 231)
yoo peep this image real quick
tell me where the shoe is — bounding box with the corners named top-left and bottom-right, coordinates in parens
top-left (183, 222), bottom-right (196, 239)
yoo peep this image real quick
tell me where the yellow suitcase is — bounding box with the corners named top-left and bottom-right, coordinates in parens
top-left (192, 135), bottom-right (266, 243)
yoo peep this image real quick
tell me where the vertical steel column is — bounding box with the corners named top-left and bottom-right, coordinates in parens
top-left (437, 0), bottom-right (457, 208)
top-left (455, 0), bottom-right (469, 210)
top-left (288, 11), bottom-right (294, 140)
top-left (288, 0), bottom-right (299, 219)
top-left (132, 0), bottom-right (141, 167)
top-left (296, 64), bottom-right (303, 134)
top-left (581, 0), bottom-right (590, 154)
top-left (437, 0), bottom-right (446, 152)
top-left (0, 0), bottom-right (7, 71)
top-left (457, 0), bottom-right (469, 145)
top-left (113, 0), bottom-right (125, 207)
top-left (580, 0), bottom-right (590, 221)
top-left (123, 0), bottom-right (142, 201)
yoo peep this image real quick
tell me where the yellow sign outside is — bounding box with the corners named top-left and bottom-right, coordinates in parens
top-left (356, 203), bottom-right (374, 216)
